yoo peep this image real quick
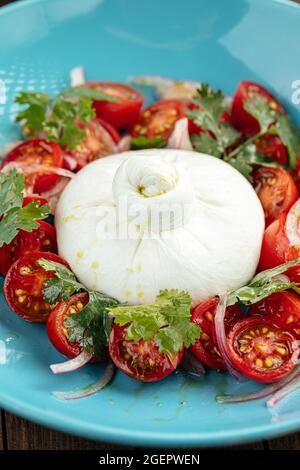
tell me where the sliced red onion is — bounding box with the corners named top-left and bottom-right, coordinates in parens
top-left (180, 349), bottom-right (206, 378)
top-left (1, 161), bottom-right (75, 179)
top-left (214, 293), bottom-right (245, 382)
top-left (62, 153), bottom-right (77, 171)
top-left (130, 76), bottom-right (201, 101)
top-left (267, 376), bottom-right (300, 408)
top-left (216, 364), bottom-right (300, 404)
top-left (53, 361), bottom-right (115, 400)
top-left (167, 118), bottom-right (193, 151)
top-left (285, 199), bottom-right (300, 247)
top-left (50, 350), bottom-right (93, 374)
top-left (70, 66), bottom-right (86, 87)
top-left (117, 135), bottom-right (131, 153)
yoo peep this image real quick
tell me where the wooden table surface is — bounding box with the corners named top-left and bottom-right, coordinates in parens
top-left (1, 0), bottom-right (300, 451)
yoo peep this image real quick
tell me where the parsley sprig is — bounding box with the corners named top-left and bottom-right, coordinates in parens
top-left (0, 170), bottom-right (50, 248)
top-left (227, 259), bottom-right (300, 306)
top-left (188, 85), bottom-right (300, 181)
top-left (15, 87), bottom-right (118, 151)
top-left (108, 290), bottom-right (201, 358)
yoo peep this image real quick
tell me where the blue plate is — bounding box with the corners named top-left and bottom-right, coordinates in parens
top-left (1, 0), bottom-right (300, 448)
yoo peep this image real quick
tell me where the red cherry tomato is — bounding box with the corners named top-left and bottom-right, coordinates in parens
top-left (253, 167), bottom-right (298, 226)
top-left (259, 212), bottom-right (300, 282)
top-left (68, 118), bottom-right (118, 170)
top-left (231, 81), bottom-right (285, 136)
top-left (249, 291), bottom-right (300, 340)
top-left (2, 139), bottom-right (63, 194)
top-left (226, 316), bottom-right (298, 383)
top-left (47, 293), bottom-right (89, 357)
top-left (108, 324), bottom-right (183, 382)
top-left (0, 221), bottom-right (57, 276)
top-left (190, 298), bottom-right (243, 370)
top-left (255, 134), bottom-right (288, 166)
top-left (131, 99), bottom-right (185, 142)
top-left (83, 82), bottom-right (144, 129)
top-left (4, 252), bottom-right (69, 322)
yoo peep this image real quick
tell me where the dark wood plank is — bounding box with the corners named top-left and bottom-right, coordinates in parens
top-left (4, 412), bottom-right (132, 450)
top-left (267, 433), bottom-right (300, 450)
top-left (0, 411), bottom-right (4, 449)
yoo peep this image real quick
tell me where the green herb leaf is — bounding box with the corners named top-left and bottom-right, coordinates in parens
top-left (62, 86), bottom-right (119, 102)
top-left (228, 155), bottom-right (253, 182)
top-left (14, 91), bottom-right (96, 151)
top-left (109, 289), bottom-right (200, 357)
top-left (65, 291), bottom-right (119, 357)
top-left (219, 121), bottom-right (241, 148)
top-left (0, 170), bottom-right (24, 216)
top-left (227, 259), bottom-right (300, 306)
top-left (130, 135), bottom-right (166, 150)
top-left (243, 95), bottom-right (276, 134)
top-left (191, 132), bottom-right (224, 158)
top-left (0, 201), bottom-right (50, 248)
top-left (38, 259), bottom-right (84, 304)
top-left (271, 115), bottom-right (300, 169)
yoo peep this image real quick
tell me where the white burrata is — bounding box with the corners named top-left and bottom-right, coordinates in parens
top-left (55, 149), bottom-right (264, 306)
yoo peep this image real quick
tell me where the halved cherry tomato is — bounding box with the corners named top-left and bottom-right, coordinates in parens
top-left (131, 99), bottom-right (185, 142)
top-left (231, 81), bottom-right (285, 136)
top-left (226, 316), bottom-right (298, 383)
top-left (2, 139), bottom-right (63, 193)
top-left (4, 252), bottom-right (69, 322)
top-left (249, 291), bottom-right (300, 340)
top-left (253, 167), bottom-right (298, 226)
top-left (255, 134), bottom-right (288, 166)
top-left (83, 82), bottom-right (144, 129)
top-left (109, 324), bottom-right (183, 382)
top-left (68, 118), bottom-right (118, 170)
top-left (47, 293), bottom-right (89, 357)
top-left (0, 221), bottom-right (57, 276)
top-left (22, 195), bottom-right (48, 207)
top-left (259, 212), bottom-right (300, 282)
top-left (190, 298), bottom-right (243, 370)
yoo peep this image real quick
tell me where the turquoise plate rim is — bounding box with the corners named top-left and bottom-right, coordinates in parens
top-left (1, 0), bottom-right (300, 448)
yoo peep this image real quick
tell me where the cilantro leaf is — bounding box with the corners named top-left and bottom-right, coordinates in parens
top-left (38, 259), bottom-right (84, 303)
top-left (191, 132), bottom-right (224, 158)
top-left (65, 291), bottom-right (118, 357)
top-left (228, 155), bottom-right (253, 182)
top-left (271, 115), bottom-right (300, 169)
top-left (131, 135), bottom-right (166, 150)
top-left (227, 259), bottom-right (300, 306)
top-left (109, 290), bottom-right (200, 357)
top-left (14, 91), bottom-right (96, 151)
top-left (0, 170), bottom-right (24, 216)
top-left (219, 121), bottom-right (241, 148)
top-left (0, 201), bottom-right (49, 248)
top-left (228, 144), bottom-right (280, 182)
top-left (15, 91), bottom-right (51, 134)
top-left (62, 86), bottom-right (119, 102)
top-left (243, 95), bottom-right (276, 134)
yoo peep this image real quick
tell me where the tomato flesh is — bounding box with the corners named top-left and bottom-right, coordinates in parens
top-left (109, 324), bottom-right (183, 382)
top-left (4, 252), bottom-right (69, 322)
top-left (249, 291), bottom-right (300, 340)
top-left (2, 139), bottom-right (63, 194)
top-left (255, 134), bottom-right (288, 166)
top-left (83, 82), bottom-right (144, 129)
top-left (22, 195), bottom-right (48, 208)
top-left (132, 99), bottom-right (185, 142)
top-left (0, 221), bottom-right (57, 276)
top-left (68, 118), bottom-right (117, 169)
top-left (47, 293), bottom-right (89, 357)
top-left (190, 298), bottom-right (243, 370)
top-left (253, 167), bottom-right (298, 226)
top-left (231, 81), bottom-right (285, 136)
top-left (226, 317), bottom-right (298, 383)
